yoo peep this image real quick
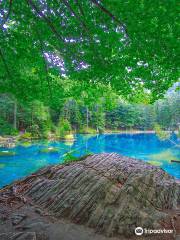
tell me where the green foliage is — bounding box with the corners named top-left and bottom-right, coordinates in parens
top-left (63, 153), bottom-right (79, 164)
top-left (155, 92), bottom-right (180, 129)
top-left (63, 134), bottom-right (74, 141)
top-left (30, 101), bottom-right (53, 137)
top-left (0, 1), bottom-right (178, 104)
top-left (154, 124), bottom-right (170, 141)
top-left (0, 0), bottom-right (179, 137)
top-left (106, 103), bottom-right (154, 130)
top-left (79, 127), bottom-right (97, 134)
top-left (19, 132), bottom-right (32, 140)
top-left (27, 124), bottom-right (40, 138)
top-left (56, 118), bottom-right (72, 138)
top-left (1, 92), bottom-right (179, 137)
top-left (0, 117), bottom-right (18, 136)
top-left (60, 99), bottom-right (82, 131)
top-left (18, 141), bottom-right (32, 148)
top-left (91, 105), bottom-right (105, 133)
top-left (63, 152), bottom-right (92, 164)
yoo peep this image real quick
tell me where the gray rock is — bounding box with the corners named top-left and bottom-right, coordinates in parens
top-left (0, 153), bottom-right (179, 239)
top-left (0, 232), bottom-right (36, 240)
top-left (22, 221), bottom-right (50, 232)
top-left (11, 214), bottom-right (27, 225)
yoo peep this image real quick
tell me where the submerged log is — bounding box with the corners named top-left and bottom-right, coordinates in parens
top-left (171, 160), bottom-right (180, 163)
top-left (0, 153), bottom-right (179, 240)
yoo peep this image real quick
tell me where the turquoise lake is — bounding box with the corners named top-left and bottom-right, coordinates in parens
top-left (0, 133), bottom-right (179, 188)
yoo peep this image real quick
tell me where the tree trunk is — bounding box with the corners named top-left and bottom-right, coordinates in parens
top-left (13, 99), bottom-right (17, 129)
top-left (86, 106), bottom-right (89, 129)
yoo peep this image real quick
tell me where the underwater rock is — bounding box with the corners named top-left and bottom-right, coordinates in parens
top-left (0, 153), bottom-right (179, 239)
top-left (39, 147), bottom-right (59, 154)
top-left (0, 151), bottom-right (16, 157)
top-left (18, 141), bottom-right (32, 148)
top-left (64, 141), bottom-right (74, 146)
top-left (0, 163), bottom-right (5, 168)
top-left (147, 160), bottom-right (162, 166)
top-left (60, 134), bottom-right (74, 141)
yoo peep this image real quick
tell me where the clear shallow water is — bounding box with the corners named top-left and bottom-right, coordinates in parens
top-left (0, 133), bottom-right (179, 188)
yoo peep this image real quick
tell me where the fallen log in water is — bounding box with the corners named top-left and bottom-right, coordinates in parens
top-left (171, 160), bottom-right (180, 163)
top-left (0, 153), bottom-right (179, 240)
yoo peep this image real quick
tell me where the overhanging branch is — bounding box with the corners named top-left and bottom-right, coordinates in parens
top-left (0, 0), bottom-right (13, 29)
top-left (90, 0), bottom-right (128, 40)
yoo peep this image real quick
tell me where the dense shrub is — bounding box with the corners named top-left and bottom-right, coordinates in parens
top-left (56, 119), bottom-right (72, 138)
top-left (26, 124), bottom-right (40, 137)
top-left (19, 132), bottom-right (32, 140)
top-left (79, 127), bottom-right (97, 134)
top-left (154, 123), bottom-right (170, 141)
top-left (0, 118), bottom-right (19, 136)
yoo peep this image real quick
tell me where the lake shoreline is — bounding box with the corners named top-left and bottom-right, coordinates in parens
top-left (103, 130), bottom-right (156, 134)
top-left (0, 130), bottom-right (156, 145)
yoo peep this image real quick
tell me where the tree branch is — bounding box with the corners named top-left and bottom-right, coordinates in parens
top-left (61, 0), bottom-right (105, 65)
top-left (35, 29), bottom-right (52, 100)
top-left (61, 0), bottom-right (88, 33)
top-left (90, 0), bottom-right (128, 40)
top-left (75, 0), bottom-right (85, 17)
top-left (26, 0), bottom-right (83, 69)
top-left (26, 0), bottom-right (64, 43)
top-left (0, 0), bottom-right (13, 29)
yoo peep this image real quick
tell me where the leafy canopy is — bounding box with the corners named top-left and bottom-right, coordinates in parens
top-left (0, 0), bottom-right (179, 104)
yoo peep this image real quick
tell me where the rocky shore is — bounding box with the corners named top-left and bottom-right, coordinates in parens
top-left (0, 153), bottom-right (179, 240)
top-left (0, 136), bottom-right (17, 148)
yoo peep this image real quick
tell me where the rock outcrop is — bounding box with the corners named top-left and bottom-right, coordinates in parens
top-left (0, 136), bottom-right (16, 148)
top-left (0, 153), bottom-right (179, 239)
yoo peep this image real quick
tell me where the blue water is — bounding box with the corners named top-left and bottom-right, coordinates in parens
top-left (0, 133), bottom-right (179, 188)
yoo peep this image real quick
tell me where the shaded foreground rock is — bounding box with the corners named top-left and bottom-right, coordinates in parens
top-left (0, 153), bottom-right (179, 240)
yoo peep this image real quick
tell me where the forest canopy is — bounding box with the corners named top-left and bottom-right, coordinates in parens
top-left (0, 0), bottom-right (179, 105)
top-left (0, 0), bottom-right (179, 138)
